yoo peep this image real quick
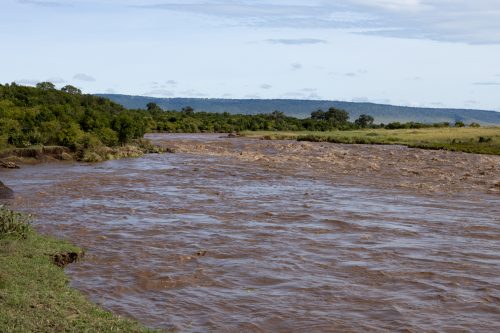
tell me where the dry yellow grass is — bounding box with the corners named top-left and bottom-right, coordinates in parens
top-left (241, 127), bottom-right (500, 155)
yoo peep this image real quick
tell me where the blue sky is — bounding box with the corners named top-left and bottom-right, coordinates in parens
top-left (2, 0), bottom-right (500, 110)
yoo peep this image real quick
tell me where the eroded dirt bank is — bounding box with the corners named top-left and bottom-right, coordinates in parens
top-left (3, 134), bottom-right (500, 332)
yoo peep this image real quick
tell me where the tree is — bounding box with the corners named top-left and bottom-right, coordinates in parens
top-left (355, 114), bottom-right (374, 128)
top-left (311, 109), bottom-right (326, 120)
top-left (182, 106), bottom-right (194, 115)
top-left (36, 82), bottom-right (55, 91)
top-left (146, 102), bottom-right (162, 111)
top-left (113, 113), bottom-right (136, 144)
top-left (325, 107), bottom-right (349, 127)
top-left (271, 110), bottom-right (284, 119)
top-left (61, 85), bottom-right (82, 95)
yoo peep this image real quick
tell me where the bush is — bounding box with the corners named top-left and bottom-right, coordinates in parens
top-left (469, 122), bottom-right (481, 128)
top-left (57, 123), bottom-right (84, 150)
top-left (0, 206), bottom-right (32, 239)
top-left (96, 127), bottom-right (119, 147)
top-left (479, 136), bottom-right (492, 143)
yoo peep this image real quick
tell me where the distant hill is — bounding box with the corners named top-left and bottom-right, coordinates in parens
top-left (97, 94), bottom-right (500, 125)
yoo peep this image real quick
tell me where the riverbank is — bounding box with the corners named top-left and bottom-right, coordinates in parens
top-left (0, 139), bottom-right (168, 166)
top-left (240, 127), bottom-right (500, 155)
top-left (0, 206), bottom-right (157, 332)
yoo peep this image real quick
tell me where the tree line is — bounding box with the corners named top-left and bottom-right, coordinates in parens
top-left (0, 82), bottom-right (479, 153)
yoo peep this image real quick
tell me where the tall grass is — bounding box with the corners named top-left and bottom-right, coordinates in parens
top-left (0, 205), bottom-right (32, 239)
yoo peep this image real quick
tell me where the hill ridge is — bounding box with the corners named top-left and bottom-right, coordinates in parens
top-left (97, 94), bottom-right (500, 125)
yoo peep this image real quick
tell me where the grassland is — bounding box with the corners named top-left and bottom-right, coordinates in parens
top-left (0, 206), bottom-right (157, 333)
top-left (241, 127), bottom-right (500, 155)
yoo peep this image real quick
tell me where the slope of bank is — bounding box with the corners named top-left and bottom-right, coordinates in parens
top-left (0, 206), bottom-right (158, 332)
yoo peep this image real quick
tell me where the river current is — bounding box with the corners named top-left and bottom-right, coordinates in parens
top-left (3, 134), bottom-right (500, 332)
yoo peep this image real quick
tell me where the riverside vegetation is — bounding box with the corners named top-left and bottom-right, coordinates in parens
top-left (0, 83), bottom-right (161, 162)
top-left (2, 82), bottom-right (498, 160)
top-left (242, 127), bottom-right (500, 155)
top-left (0, 206), bottom-right (156, 332)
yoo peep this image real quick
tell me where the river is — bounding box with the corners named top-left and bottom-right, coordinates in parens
top-left (3, 134), bottom-right (500, 332)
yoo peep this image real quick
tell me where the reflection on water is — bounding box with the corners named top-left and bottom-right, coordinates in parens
top-left (3, 134), bottom-right (500, 332)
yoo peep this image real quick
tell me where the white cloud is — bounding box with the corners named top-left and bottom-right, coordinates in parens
top-left (133, 1), bottom-right (500, 44)
top-left (14, 79), bottom-right (39, 86)
top-left (46, 77), bottom-right (66, 84)
top-left (266, 38), bottom-right (326, 45)
top-left (473, 81), bottom-right (500, 86)
top-left (18, 0), bottom-right (69, 7)
top-left (350, 0), bottom-right (427, 11)
top-left (73, 73), bottom-right (96, 82)
top-left (144, 89), bottom-right (174, 96)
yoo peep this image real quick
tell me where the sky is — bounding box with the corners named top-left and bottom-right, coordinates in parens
top-left (1, 0), bottom-right (500, 110)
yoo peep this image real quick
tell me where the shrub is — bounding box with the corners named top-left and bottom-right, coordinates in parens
top-left (80, 133), bottom-right (102, 150)
top-left (96, 127), bottom-right (119, 147)
top-left (82, 151), bottom-right (103, 163)
top-left (57, 123), bottom-right (84, 150)
top-left (0, 206), bottom-right (32, 239)
top-left (385, 122), bottom-right (403, 129)
top-left (469, 122), bottom-right (481, 128)
top-left (478, 136), bottom-right (492, 143)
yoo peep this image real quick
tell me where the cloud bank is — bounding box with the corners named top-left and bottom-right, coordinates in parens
top-left (134, 0), bottom-right (500, 44)
top-left (73, 73), bottom-right (96, 82)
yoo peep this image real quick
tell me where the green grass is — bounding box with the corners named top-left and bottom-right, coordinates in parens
top-left (0, 207), bottom-right (158, 333)
top-left (241, 127), bottom-right (500, 155)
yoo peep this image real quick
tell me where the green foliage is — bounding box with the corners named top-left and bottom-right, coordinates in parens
top-left (355, 114), bottom-right (374, 128)
top-left (112, 113), bottom-right (135, 144)
top-left (385, 121), bottom-right (450, 130)
top-left (1, 83), bottom-right (495, 157)
top-left (35, 82), bottom-right (55, 91)
top-left (60, 85), bottom-right (82, 95)
top-left (96, 127), bottom-right (119, 147)
top-left (0, 83), bottom-right (145, 152)
top-left (310, 107), bottom-right (349, 128)
top-left (455, 121), bottom-right (465, 127)
top-left (57, 122), bottom-right (84, 150)
top-left (0, 206), bottom-right (32, 239)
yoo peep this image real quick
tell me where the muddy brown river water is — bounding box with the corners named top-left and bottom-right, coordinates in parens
top-left (2, 134), bottom-right (500, 332)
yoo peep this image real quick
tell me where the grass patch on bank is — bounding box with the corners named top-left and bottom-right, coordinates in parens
top-left (0, 206), bottom-right (156, 333)
top-left (240, 127), bottom-right (500, 155)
